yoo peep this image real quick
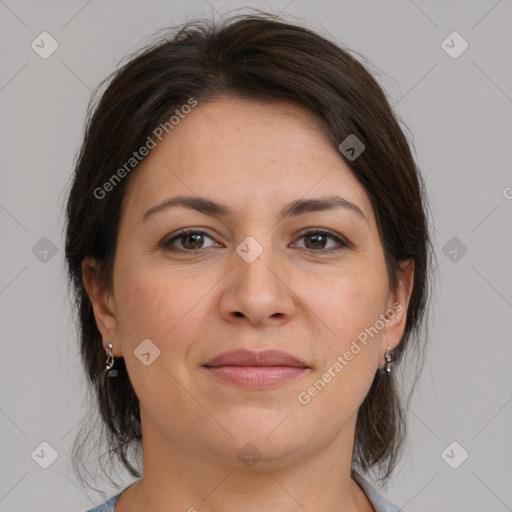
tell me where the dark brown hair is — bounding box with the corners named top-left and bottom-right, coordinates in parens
top-left (65, 11), bottom-right (433, 489)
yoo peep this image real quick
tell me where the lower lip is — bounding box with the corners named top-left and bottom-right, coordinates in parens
top-left (204, 366), bottom-right (308, 389)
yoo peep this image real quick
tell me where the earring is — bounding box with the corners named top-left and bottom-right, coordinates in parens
top-left (384, 346), bottom-right (394, 373)
top-left (105, 343), bottom-right (117, 377)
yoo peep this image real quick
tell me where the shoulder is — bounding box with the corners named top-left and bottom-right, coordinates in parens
top-left (352, 471), bottom-right (404, 512)
top-left (84, 492), bottom-right (122, 512)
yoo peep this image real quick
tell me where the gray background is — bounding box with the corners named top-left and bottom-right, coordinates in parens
top-left (1, 0), bottom-right (511, 511)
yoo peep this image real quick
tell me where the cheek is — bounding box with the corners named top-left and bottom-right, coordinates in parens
top-left (307, 265), bottom-right (389, 344)
top-left (116, 274), bottom-right (193, 338)
top-left (111, 260), bottom-right (207, 416)
top-left (113, 256), bottom-right (216, 362)
top-left (299, 276), bottom-right (385, 421)
top-left (297, 263), bottom-right (389, 415)
top-left (297, 353), bottom-right (375, 439)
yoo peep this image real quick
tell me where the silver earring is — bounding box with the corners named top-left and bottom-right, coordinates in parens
top-left (384, 346), bottom-right (394, 373)
top-left (105, 343), bottom-right (115, 371)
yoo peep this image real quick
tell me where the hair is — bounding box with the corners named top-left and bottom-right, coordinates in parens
top-left (65, 10), bottom-right (434, 490)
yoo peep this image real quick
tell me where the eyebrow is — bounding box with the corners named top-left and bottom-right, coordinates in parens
top-left (140, 194), bottom-right (368, 224)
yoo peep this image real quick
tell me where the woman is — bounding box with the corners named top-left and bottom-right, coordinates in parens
top-left (65, 12), bottom-right (432, 512)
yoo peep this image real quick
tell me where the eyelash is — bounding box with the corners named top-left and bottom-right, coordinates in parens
top-left (162, 228), bottom-right (349, 253)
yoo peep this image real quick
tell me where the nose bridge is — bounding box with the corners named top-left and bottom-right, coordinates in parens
top-left (219, 232), bottom-right (296, 325)
top-left (238, 244), bottom-right (280, 295)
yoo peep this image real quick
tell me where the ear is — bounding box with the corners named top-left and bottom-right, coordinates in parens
top-left (380, 259), bottom-right (415, 363)
top-left (81, 256), bottom-right (123, 357)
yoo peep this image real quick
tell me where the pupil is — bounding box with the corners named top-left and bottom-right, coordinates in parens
top-left (306, 234), bottom-right (325, 249)
top-left (183, 233), bottom-right (203, 249)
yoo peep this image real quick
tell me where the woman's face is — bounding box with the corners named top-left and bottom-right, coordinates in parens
top-left (85, 97), bottom-right (412, 468)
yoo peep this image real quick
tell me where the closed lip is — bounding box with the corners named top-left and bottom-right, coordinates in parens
top-left (203, 349), bottom-right (309, 368)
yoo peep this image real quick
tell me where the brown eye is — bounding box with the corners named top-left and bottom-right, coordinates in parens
top-left (293, 229), bottom-right (348, 252)
top-left (163, 230), bottom-right (220, 252)
top-left (304, 233), bottom-right (328, 249)
top-left (181, 233), bottom-right (205, 250)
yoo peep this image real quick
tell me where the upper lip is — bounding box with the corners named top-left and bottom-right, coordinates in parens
top-left (203, 349), bottom-right (309, 368)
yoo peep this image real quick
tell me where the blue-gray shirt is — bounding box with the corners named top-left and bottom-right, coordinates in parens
top-left (85, 472), bottom-right (403, 511)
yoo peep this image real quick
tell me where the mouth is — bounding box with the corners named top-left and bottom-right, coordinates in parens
top-left (202, 349), bottom-right (310, 389)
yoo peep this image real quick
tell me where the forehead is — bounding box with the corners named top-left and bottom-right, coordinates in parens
top-left (122, 97), bottom-right (372, 223)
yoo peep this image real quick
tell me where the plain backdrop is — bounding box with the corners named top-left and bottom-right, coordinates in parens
top-left (0, 1), bottom-right (511, 511)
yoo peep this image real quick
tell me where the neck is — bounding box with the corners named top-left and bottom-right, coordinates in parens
top-left (116, 413), bottom-right (374, 512)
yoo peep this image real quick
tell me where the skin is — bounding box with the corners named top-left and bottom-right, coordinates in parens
top-left (83, 97), bottom-right (414, 512)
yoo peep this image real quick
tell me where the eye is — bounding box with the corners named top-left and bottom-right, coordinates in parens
top-left (291, 229), bottom-right (349, 252)
top-left (162, 228), bottom-right (349, 253)
top-left (162, 229), bottom-right (222, 252)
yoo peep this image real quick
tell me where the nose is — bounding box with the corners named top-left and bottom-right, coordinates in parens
top-left (218, 243), bottom-right (296, 327)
